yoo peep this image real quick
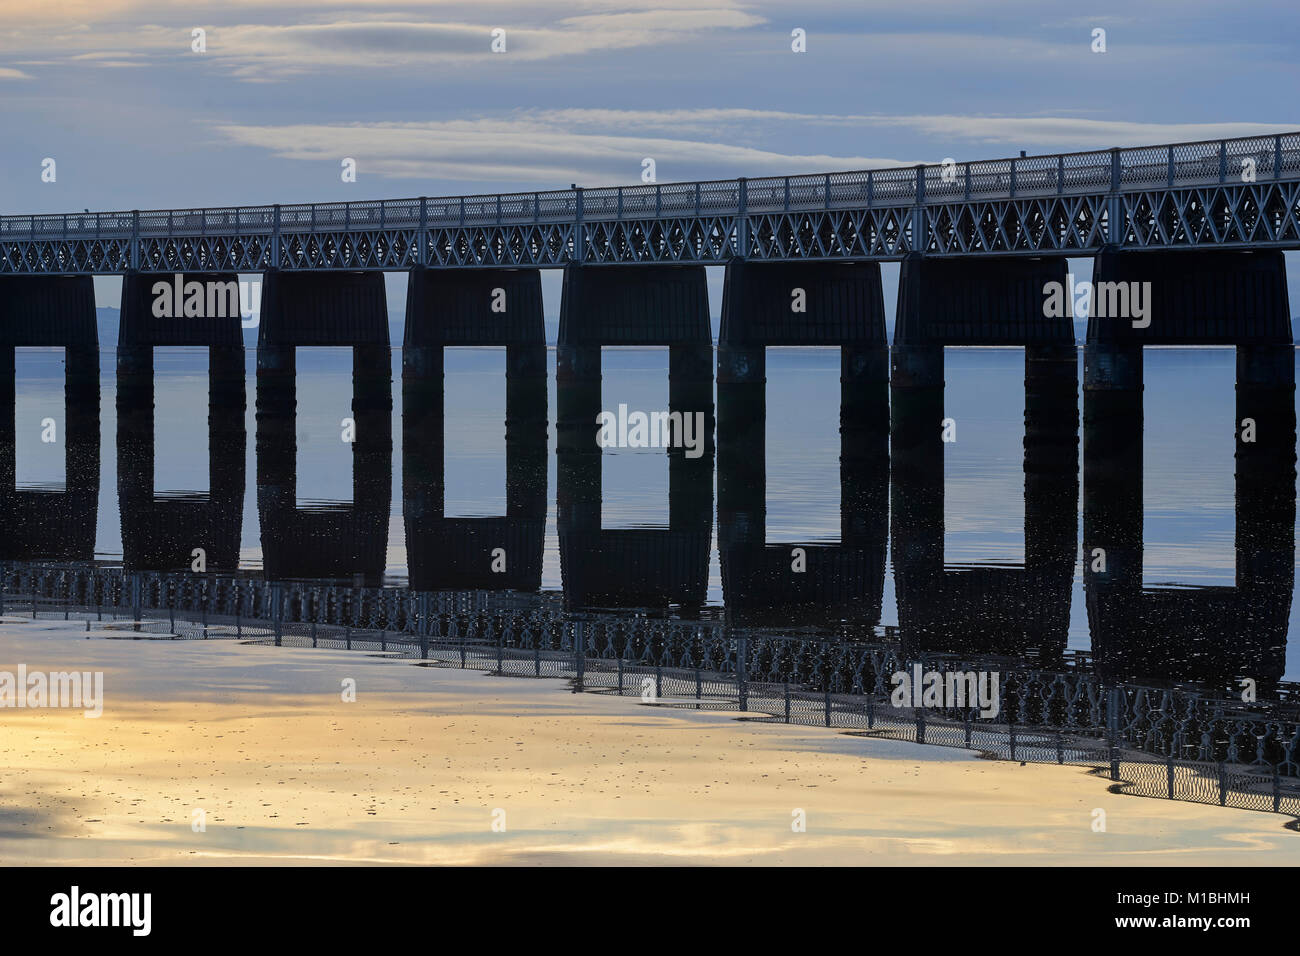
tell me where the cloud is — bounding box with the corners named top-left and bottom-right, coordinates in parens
top-left (212, 112), bottom-right (912, 186)
top-left (856, 115), bottom-right (1299, 149)
top-left (0, 66), bottom-right (32, 79)
top-left (208, 108), bottom-right (1300, 192)
top-left (540, 109), bottom-right (1298, 151)
top-left (0, 0), bottom-right (1290, 86)
top-left (0, 3), bottom-right (767, 79)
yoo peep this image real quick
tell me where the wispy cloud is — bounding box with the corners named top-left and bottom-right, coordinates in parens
top-left (0, 3), bottom-right (767, 79)
top-left (213, 112), bottom-right (908, 186)
top-left (522, 109), bottom-right (1299, 147)
top-left (853, 115), bottom-right (1299, 149)
top-left (209, 109), bottom-right (1298, 191)
top-left (0, 0), bottom-right (1291, 87)
top-left (0, 66), bottom-right (32, 79)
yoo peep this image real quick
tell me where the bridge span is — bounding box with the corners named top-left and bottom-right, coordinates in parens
top-left (2, 133), bottom-right (1295, 621)
top-left (3, 132), bottom-right (1300, 273)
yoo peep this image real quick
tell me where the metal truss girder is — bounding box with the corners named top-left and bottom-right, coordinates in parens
top-left (1116, 182), bottom-right (1300, 249)
top-left (3, 180), bottom-right (1300, 274)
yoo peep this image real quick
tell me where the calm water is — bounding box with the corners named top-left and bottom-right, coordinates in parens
top-left (7, 346), bottom-right (1297, 679)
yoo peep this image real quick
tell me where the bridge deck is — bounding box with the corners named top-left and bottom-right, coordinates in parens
top-left (4, 132), bottom-right (1300, 272)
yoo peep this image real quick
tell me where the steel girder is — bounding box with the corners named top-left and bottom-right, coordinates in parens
top-left (2, 181), bottom-right (1299, 274)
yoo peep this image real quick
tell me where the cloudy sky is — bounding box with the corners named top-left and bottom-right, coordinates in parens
top-left (1, 0), bottom-right (1298, 311)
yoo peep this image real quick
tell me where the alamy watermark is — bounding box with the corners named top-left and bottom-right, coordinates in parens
top-left (1042, 274), bottom-right (1151, 328)
top-left (151, 274), bottom-right (261, 327)
top-left (890, 664), bottom-right (1000, 719)
top-left (0, 665), bottom-right (103, 717)
top-left (50, 886), bottom-right (150, 936)
top-left (596, 404), bottom-right (706, 459)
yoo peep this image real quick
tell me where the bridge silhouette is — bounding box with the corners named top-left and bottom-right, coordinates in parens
top-left (0, 129), bottom-right (1295, 688)
top-left (2, 132), bottom-right (1299, 272)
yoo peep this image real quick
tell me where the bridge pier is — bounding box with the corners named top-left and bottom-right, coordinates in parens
top-left (717, 259), bottom-right (888, 626)
top-left (0, 276), bottom-right (100, 560)
top-left (256, 271), bottom-right (392, 583)
top-left (556, 264), bottom-right (713, 610)
top-left (890, 254), bottom-right (1078, 658)
top-left (402, 267), bottom-right (547, 590)
top-left (116, 272), bottom-right (245, 570)
top-left (1083, 249), bottom-right (1295, 687)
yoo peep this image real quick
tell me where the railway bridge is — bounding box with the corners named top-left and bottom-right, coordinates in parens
top-left (0, 132), bottom-right (1295, 625)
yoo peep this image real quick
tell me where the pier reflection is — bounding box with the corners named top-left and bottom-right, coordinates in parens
top-left (255, 351), bottom-right (392, 584)
top-left (117, 385), bottom-right (244, 572)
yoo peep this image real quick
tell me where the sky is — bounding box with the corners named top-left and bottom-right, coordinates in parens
top-left (1, 0), bottom-right (1298, 314)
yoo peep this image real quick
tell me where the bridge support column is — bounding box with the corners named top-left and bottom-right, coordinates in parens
top-left (0, 347), bottom-right (11, 495)
top-left (891, 254), bottom-right (1077, 658)
top-left (402, 267), bottom-right (547, 591)
top-left (717, 259), bottom-right (888, 626)
top-left (1084, 249), bottom-right (1294, 687)
top-left (256, 270), bottom-right (392, 583)
top-left (0, 276), bottom-right (100, 561)
top-left (716, 343), bottom-right (764, 558)
top-left (116, 272), bottom-right (246, 570)
top-left (556, 264), bottom-right (713, 610)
